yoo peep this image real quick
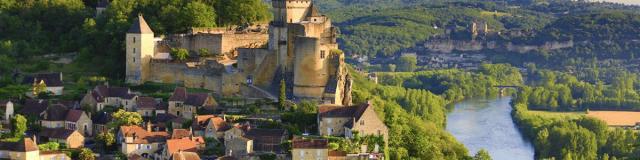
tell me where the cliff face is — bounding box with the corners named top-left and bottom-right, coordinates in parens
top-left (424, 40), bottom-right (574, 53)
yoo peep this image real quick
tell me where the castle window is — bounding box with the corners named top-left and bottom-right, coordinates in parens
top-left (133, 58), bottom-right (135, 62)
top-left (320, 50), bottom-right (326, 59)
top-left (133, 48), bottom-right (136, 53)
top-left (133, 37), bottom-right (136, 43)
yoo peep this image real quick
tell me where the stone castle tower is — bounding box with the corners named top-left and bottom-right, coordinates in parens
top-left (125, 15), bottom-right (155, 84)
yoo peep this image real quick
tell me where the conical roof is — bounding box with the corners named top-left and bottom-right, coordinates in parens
top-left (307, 4), bottom-right (320, 17)
top-left (128, 15), bottom-right (154, 34)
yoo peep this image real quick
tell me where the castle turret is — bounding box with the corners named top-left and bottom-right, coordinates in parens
top-left (126, 15), bottom-right (155, 85)
top-left (269, 0), bottom-right (313, 71)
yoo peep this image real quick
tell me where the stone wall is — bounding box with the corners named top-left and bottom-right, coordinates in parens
top-left (171, 32), bottom-right (268, 55)
top-left (126, 32), bottom-right (155, 84)
top-left (148, 60), bottom-right (241, 96)
top-left (293, 36), bottom-right (329, 98)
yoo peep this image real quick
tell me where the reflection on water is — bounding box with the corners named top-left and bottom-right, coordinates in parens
top-left (446, 97), bottom-right (535, 160)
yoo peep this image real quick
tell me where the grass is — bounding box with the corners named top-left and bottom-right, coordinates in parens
top-left (527, 110), bottom-right (585, 120)
top-left (480, 11), bottom-right (511, 17)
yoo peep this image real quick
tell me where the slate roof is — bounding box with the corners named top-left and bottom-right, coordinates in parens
top-left (20, 99), bottom-right (49, 116)
top-left (128, 15), bottom-right (153, 34)
top-left (292, 137), bottom-right (328, 149)
top-left (318, 103), bottom-right (369, 120)
top-left (39, 128), bottom-right (77, 139)
top-left (244, 128), bottom-right (287, 153)
top-left (169, 87), bottom-right (210, 106)
top-left (65, 109), bottom-right (85, 122)
top-left (137, 97), bottom-right (159, 109)
top-left (324, 76), bottom-right (338, 94)
top-left (22, 72), bottom-right (63, 87)
top-left (42, 104), bottom-right (69, 121)
top-left (90, 85), bottom-right (137, 102)
top-left (0, 138), bottom-right (38, 152)
top-left (96, 0), bottom-right (109, 8)
top-left (307, 4), bottom-right (320, 17)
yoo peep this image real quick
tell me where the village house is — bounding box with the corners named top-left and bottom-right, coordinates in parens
top-left (118, 124), bottom-right (170, 159)
top-left (0, 138), bottom-right (39, 160)
top-left (81, 85), bottom-right (138, 112)
top-left (170, 129), bottom-right (206, 149)
top-left (40, 104), bottom-right (68, 129)
top-left (318, 102), bottom-right (389, 145)
top-left (168, 87), bottom-right (217, 120)
top-left (64, 109), bottom-right (93, 136)
top-left (224, 124), bottom-right (288, 157)
top-left (38, 128), bottom-right (85, 149)
top-left (22, 72), bottom-right (64, 96)
top-left (136, 96), bottom-right (165, 117)
top-left (0, 100), bottom-right (14, 123)
top-left (192, 115), bottom-right (228, 138)
top-left (291, 137), bottom-right (329, 160)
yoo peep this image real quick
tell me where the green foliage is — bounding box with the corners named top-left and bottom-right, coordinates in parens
top-left (198, 48), bottom-right (211, 57)
top-left (473, 149), bottom-right (492, 160)
top-left (10, 114), bottom-right (26, 138)
top-left (395, 56), bottom-right (417, 72)
top-left (170, 48), bottom-right (189, 61)
top-left (216, 0), bottom-right (271, 26)
top-left (38, 142), bottom-right (60, 151)
top-left (78, 148), bottom-right (95, 160)
top-left (110, 109), bottom-right (142, 127)
top-left (0, 85), bottom-right (29, 100)
top-left (96, 131), bottom-right (116, 148)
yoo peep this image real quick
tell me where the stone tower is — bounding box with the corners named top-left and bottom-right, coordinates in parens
top-left (126, 15), bottom-right (155, 85)
top-left (269, 0), bottom-right (313, 71)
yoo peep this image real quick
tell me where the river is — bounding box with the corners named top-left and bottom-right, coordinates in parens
top-left (446, 97), bottom-right (535, 160)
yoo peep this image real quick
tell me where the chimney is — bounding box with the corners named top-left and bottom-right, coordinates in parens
top-left (32, 135), bottom-right (37, 144)
top-left (146, 121), bottom-right (152, 132)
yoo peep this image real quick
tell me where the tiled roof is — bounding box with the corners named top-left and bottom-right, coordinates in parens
top-left (43, 104), bottom-right (69, 121)
top-left (244, 128), bottom-right (287, 152)
top-left (93, 85), bottom-right (136, 100)
top-left (20, 99), bottom-right (49, 116)
top-left (22, 72), bottom-right (63, 87)
top-left (128, 15), bottom-right (154, 34)
top-left (192, 115), bottom-right (226, 131)
top-left (137, 97), bottom-right (159, 109)
top-left (292, 137), bottom-right (328, 149)
top-left (169, 87), bottom-right (210, 106)
top-left (120, 125), bottom-right (169, 144)
top-left (318, 105), bottom-right (357, 118)
top-left (171, 129), bottom-right (192, 139)
top-left (172, 151), bottom-right (201, 160)
top-left (0, 138), bottom-right (38, 152)
top-left (166, 139), bottom-right (198, 156)
top-left (65, 109), bottom-right (85, 122)
top-left (38, 128), bottom-right (77, 139)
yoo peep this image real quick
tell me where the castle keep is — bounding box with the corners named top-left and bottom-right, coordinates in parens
top-left (126, 0), bottom-right (352, 105)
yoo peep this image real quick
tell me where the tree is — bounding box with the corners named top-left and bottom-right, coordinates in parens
top-left (473, 149), bottom-right (492, 160)
top-left (279, 78), bottom-right (286, 110)
top-left (78, 148), bottom-right (95, 160)
top-left (170, 48), bottom-right (189, 61)
top-left (110, 109), bottom-right (142, 127)
top-left (217, 0), bottom-right (271, 26)
top-left (198, 48), bottom-right (211, 57)
top-left (38, 142), bottom-right (60, 151)
top-left (33, 81), bottom-right (47, 95)
top-left (396, 55), bottom-right (417, 72)
top-left (96, 131), bottom-right (116, 148)
top-left (182, 1), bottom-right (217, 28)
top-left (11, 114), bottom-right (27, 138)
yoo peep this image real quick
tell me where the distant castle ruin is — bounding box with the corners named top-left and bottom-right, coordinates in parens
top-left (125, 0), bottom-right (351, 105)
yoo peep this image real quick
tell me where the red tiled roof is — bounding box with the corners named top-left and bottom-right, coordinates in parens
top-left (172, 151), bottom-right (201, 160)
top-left (0, 138), bottom-right (39, 152)
top-left (166, 139), bottom-right (198, 156)
top-left (171, 129), bottom-right (192, 139)
top-left (120, 125), bottom-right (169, 144)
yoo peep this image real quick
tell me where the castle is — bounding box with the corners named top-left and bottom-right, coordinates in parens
top-left (125, 0), bottom-right (352, 105)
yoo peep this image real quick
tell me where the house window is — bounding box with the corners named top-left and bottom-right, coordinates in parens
top-left (320, 50), bottom-right (326, 59)
top-left (360, 121), bottom-right (364, 125)
top-left (146, 145), bottom-right (151, 150)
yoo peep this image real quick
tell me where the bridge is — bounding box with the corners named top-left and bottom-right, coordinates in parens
top-left (492, 85), bottom-right (523, 96)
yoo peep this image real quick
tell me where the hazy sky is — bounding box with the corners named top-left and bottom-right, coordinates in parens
top-left (593, 0), bottom-right (640, 5)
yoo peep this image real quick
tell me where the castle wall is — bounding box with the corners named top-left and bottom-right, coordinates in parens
top-left (126, 33), bottom-right (155, 84)
top-left (293, 36), bottom-right (329, 98)
top-left (148, 61), bottom-right (240, 96)
top-left (172, 33), bottom-right (268, 55)
top-left (285, 0), bottom-right (312, 23)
